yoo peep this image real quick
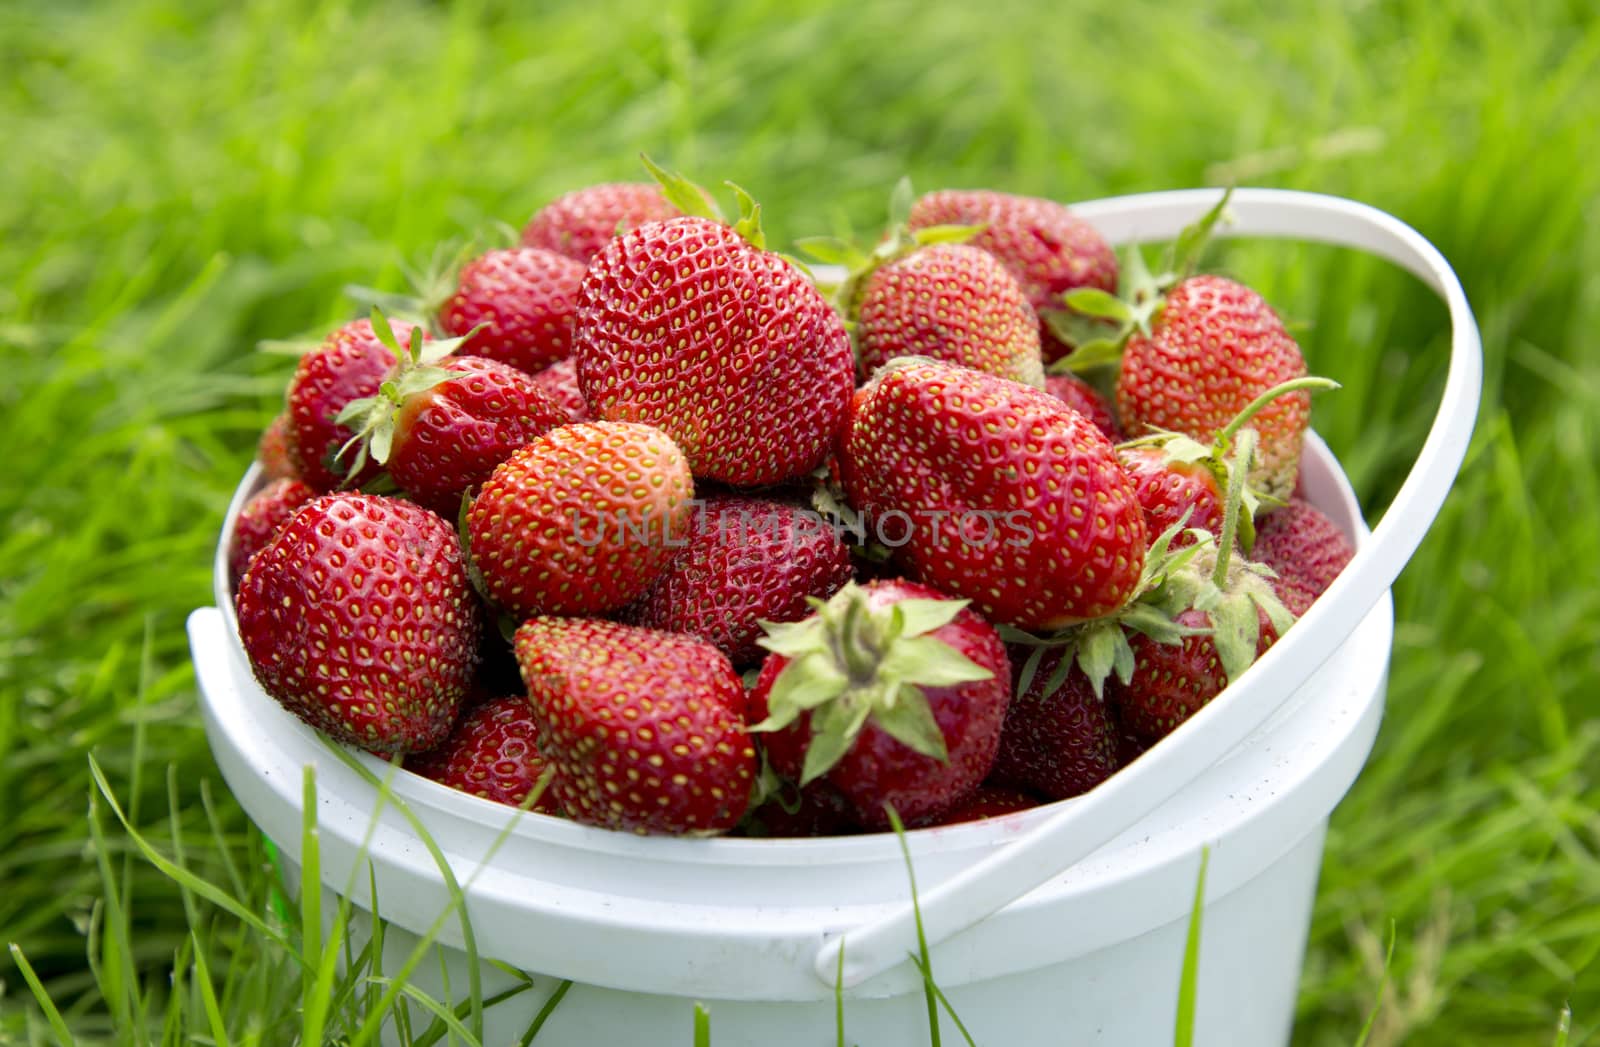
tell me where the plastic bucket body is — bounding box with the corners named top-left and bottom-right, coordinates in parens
top-left (188, 189), bottom-right (1481, 1046)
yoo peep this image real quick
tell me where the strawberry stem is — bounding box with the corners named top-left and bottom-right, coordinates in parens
top-left (1215, 375), bottom-right (1340, 450)
top-left (1213, 428), bottom-right (1256, 588)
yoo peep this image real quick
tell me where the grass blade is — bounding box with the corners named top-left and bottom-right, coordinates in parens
top-left (8, 943), bottom-right (78, 1045)
top-left (1174, 845), bottom-right (1210, 1047)
top-left (519, 980), bottom-right (573, 1046)
top-left (1351, 919), bottom-right (1396, 1047)
top-left (188, 931), bottom-right (233, 1047)
top-left (693, 1001), bottom-right (712, 1047)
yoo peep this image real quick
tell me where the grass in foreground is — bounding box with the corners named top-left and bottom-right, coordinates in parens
top-left (2, 0), bottom-right (1598, 1042)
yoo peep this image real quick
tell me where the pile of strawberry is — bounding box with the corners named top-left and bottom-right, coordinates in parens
top-left (230, 164), bottom-right (1356, 837)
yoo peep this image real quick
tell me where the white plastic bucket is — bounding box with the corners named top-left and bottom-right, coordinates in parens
top-left (187, 189), bottom-right (1481, 1046)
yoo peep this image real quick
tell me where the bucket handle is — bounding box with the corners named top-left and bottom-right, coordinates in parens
top-left (812, 188), bottom-right (1483, 990)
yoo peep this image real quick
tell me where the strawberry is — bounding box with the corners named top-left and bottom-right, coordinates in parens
top-left (907, 189), bottom-right (1117, 363)
top-left (235, 493), bottom-right (481, 754)
top-left (514, 617), bottom-right (756, 834)
top-left (573, 214), bottom-right (854, 487)
top-left (466, 420), bottom-right (694, 617)
top-left (856, 243), bottom-right (1044, 387)
top-left (438, 247), bottom-right (587, 376)
top-left (625, 496), bottom-right (854, 666)
top-left (531, 358), bottom-right (590, 421)
top-left (927, 784), bottom-right (1042, 826)
top-left (258, 413), bottom-right (299, 481)
top-left (228, 477), bottom-right (316, 586)
top-left (337, 335), bottom-right (570, 517)
top-left (837, 358), bottom-right (1147, 630)
top-left (739, 779), bottom-right (858, 838)
top-left (1117, 274), bottom-right (1310, 501)
top-left (748, 580), bottom-right (1011, 829)
top-left (1250, 497), bottom-right (1355, 616)
top-left (407, 696), bottom-right (559, 813)
top-left (521, 182), bottom-right (682, 264)
top-left (1044, 374), bottom-right (1119, 441)
top-left (285, 317), bottom-right (422, 491)
top-left (988, 646), bottom-right (1123, 801)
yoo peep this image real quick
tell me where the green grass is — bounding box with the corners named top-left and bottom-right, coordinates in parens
top-left (2, 0), bottom-right (1597, 1042)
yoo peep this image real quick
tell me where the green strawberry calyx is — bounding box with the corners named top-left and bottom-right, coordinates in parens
top-left (344, 235), bottom-right (510, 329)
top-left (1042, 186), bottom-right (1234, 372)
top-left (796, 176), bottom-right (986, 326)
top-left (748, 582), bottom-right (995, 785)
top-left (332, 308), bottom-right (479, 481)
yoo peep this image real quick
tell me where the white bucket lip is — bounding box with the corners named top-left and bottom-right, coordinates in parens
top-left (207, 428), bottom-right (1367, 867)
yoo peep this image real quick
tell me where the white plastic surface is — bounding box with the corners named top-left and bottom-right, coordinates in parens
top-left (187, 187), bottom-right (1477, 1044)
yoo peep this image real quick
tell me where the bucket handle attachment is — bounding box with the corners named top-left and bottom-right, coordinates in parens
top-left (812, 188), bottom-right (1483, 990)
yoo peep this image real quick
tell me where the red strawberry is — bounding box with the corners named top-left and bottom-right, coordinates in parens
top-left (740, 779), bottom-right (858, 838)
top-left (235, 493), bottom-right (481, 754)
top-left (531, 357), bottom-right (590, 421)
top-left (438, 247), bottom-right (587, 376)
top-left (514, 617), bottom-right (756, 834)
top-left (466, 421), bottom-right (694, 617)
top-left (407, 696), bottom-right (559, 813)
top-left (1118, 275), bottom-right (1309, 500)
top-left (285, 318), bottom-right (422, 491)
top-left (340, 352), bottom-right (570, 517)
top-left (837, 358), bottom-right (1147, 630)
top-left (258, 413), bottom-right (299, 481)
top-left (1044, 374), bottom-right (1119, 440)
top-left (1117, 443), bottom-right (1225, 544)
top-left (626, 496), bottom-right (854, 666)
top-left (574, 215), bottom-right (854, 487)
top-left (1113, 599), bottom-right (1279, 741)
top-left (927, 784), bottom-right (1042, 826)
top-left (907, 190), bottom-right (1117, 363)
top-left (748, 580), bottom-right (1011, 829)
top-left (522, 182), bottom-right (682, 264)
top-left (228, 478), bottom-right (316, 586)
top-left (856, 243), bottom-right (1044, 387)
top-left (1251, 497), bottom-right (1355, 615)
top-left (989, 646), bottom-right (1123, 801)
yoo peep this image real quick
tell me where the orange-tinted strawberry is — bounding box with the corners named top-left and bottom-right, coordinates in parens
top-left (228, 478), bottom-right (316, 586)
top-left (573, 216), bottom-right (854, 487)
top-left (514, 617), bottom-right (756, 834)
top-left (1044, 374), bottom-right (1119, 440)
top-left (907, 190), bottom-right (1117, 363)
top-left (838, 358), bottom-right (1146, 630)
top-left (1118, 275), bottom-right (1309, 500)
top-left (407, 696), bottom-right (559, 813)
top-left (626, 496), bottom-right (854, 666)
top-left (439, 247), bottom-right (586, 376)
top-left (285, 318), bottom-right (420, 491)
top-left (258, 413), bottom-right (298, 481)
top-left (856, 243), bottom-right (1044, 387)
top-left (749, 580), bottom-right (1011, 829)
top-left (466, 421), bottom-right (694, 618)
top-left (1251, 497), bottom-right (1355, 615)
top-left (235, 493), bottom-right (481, 754)
top-left (521, 182), bottom-right (682, 264)
top-left (989, 646), bottom-right (1124, 801)
top-left (531, 357), bottom-right (590, 421)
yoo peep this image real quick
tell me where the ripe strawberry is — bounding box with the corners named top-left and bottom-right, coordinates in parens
top-left (339, 350), bottom-right (570, 517)
top-left (740, 779), bottom-right (858, 838)
top-left (514, 617), bottom-right (755, 834)
top-left (1117, 443), bottom-right (1225, 543)
top-left (228, 478), bottom-right (316, 586)
top-left (989, 646), bottom-right (1123, 801)
top-left (466, 421), bottom-right (694, 617)
top-left (407, 696), bottom-right (559, 813)
top-left (521, 182), bottom-right (682, 264)
top-left (438, 247), bottom-right (587, 376)
top-left (1044, 374), bottom-right (1119, 440)
top-left (749, 580), bottom-right (1011, 829)
top-left (837, 358), bottom-right (1147, 630)
top-left (285, 317), bottom-right (422, 491)
top-left (531, 357), bottom-right (590, 421)
top-left (258, 413), bottom-right (299, 481)
top-left (625, 496), bottom-right (854, 666)
top-left (907, 190), bottom-right (1117, 362)
top-left (1117, 275), bottom-right (1309, 500)
top-left (1250, 497), bottom-right (1355, 616)
top-left (235, 493), bottom-right (481, 754)
top-left (855, 243), bottom-right (1044, 387)
top-left (927, 784), bottom-right (1042, 826)
top-left (573, 215), bottom-right (854, 487)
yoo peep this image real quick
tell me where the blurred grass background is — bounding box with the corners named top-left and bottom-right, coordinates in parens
top-left (2, 0), bottom-right (1596, 1042)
